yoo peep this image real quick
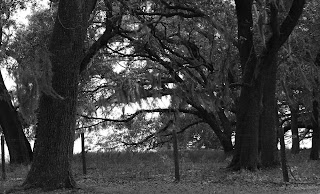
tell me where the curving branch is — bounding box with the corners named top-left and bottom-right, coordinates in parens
top-left (159, 0), bottom-right (201, 13)
top-left (163, 120), bottom-right (205, 137)
top-left (122, 119), bottom-right (204, 147)
top-left (122, 119), bottom-right (173, 146)
top-left (134, 11), bottom-right (204, 18)
top-left (79, 108), bottom-right (200, 123)
top-left (79, 26), bottom-right (118, 73)
top-left (276, 0), bottom-right (306, 50)
top-left (76, 120), bottom-right (105, 130)
top-left (79, 0), bottom-right (125, 74)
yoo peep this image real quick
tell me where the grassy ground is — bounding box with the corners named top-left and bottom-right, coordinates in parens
top-left (2, 149), bottom-right (320, 193)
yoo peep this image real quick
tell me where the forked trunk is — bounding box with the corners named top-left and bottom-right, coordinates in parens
top-left (232, 0), bottom-right (305, 170)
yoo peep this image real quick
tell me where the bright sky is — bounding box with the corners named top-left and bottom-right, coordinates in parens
top-left (12, 1), bottom-right (50, 25)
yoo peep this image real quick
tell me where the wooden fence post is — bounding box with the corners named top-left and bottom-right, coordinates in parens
top-left (279, 127), bottom-right (289, 182)
top-left (81, 133), bottom-right (87, 175)
top-left (1, 134), bottom-right (6, 180)
top-left (172, 127), bottom-right (180, 182)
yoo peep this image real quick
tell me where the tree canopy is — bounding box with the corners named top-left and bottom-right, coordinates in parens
top-left (0, 0), bottom-right (319, 191)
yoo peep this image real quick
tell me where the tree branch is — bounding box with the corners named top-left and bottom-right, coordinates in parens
top-left (134, 11), bottom-right (203, 18)
top-left (276, 0), bottom-right (306, 50)
top-left (122, 119), bottom-right (204, 147)
top-left (76, 120), bottom-right (105, 130)
top-left (79, 108), bottom-right (199, 123)
top-left (79, 27), bottom-right (117, 73)
top-left (122, 119), bottom-right (173, 146)
top-left (163, 120), bottom-right (205, 137)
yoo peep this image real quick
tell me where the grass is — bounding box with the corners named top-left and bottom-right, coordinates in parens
top-left (2, 149), bottom-right (320, 193)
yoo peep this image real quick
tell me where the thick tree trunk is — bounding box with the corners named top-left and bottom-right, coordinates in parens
top-left (230, 0), bottom-right (260, 171)
top-left (0, 59), bottom-right (33, 165)
top-left (231, 0), bottom-right (305, 170)
top-left (290, 104), bottom-right (299, 154)
top-left (310, 98), bottom-right (319, 160)
top-left (259, 55), bottom-right (279, 167)
top-left (23, 0), bottom-right (92, 190)
top-left (230, 82), bottom-right (261, 170)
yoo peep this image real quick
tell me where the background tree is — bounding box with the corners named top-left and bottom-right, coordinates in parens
top-left (276, 0), bottom-right (320, 159)
top-left (109, 0), bottom-right (237, 153)
top-left (311, 52), bottom-right (320, 159)
top-left (0, 0), bottom-right (33, 165)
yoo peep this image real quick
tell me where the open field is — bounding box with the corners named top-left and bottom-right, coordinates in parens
top-left (2, 149), bottom-right (320, 193)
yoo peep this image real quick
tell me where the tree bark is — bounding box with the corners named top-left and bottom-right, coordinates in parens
top-left (259, 54), bottom-right (279, 167)
top-left (230, 80), bottom-right (261, 170)
top-left (290, 104), bottom-right (299, 154)
top-left (23, 0), bottom-right (96, 190)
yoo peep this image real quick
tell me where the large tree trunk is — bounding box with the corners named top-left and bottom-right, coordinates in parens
top-left (230, 0), bottom-right (260, 170)
top-left (231, 0), bottom-right (305, 170)
top-left (230, 81), bottom-right (261, 170)
top-left (290, 104), bottom-right (299, 154)
top-left (23, 0), bottom-right (94, 190)
top-left (259, 54), bottom-right (279, 167)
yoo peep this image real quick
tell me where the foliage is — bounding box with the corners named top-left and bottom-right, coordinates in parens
top-left (118, 0), bottom-right (238, 111)
top-left (277, 0), bottom-right (320, 128)
top-left (74, 0), bottom-right (238, 153)
top-left (5, 8), bottom-right (56, 125)
top-left (0, 0), bottom-right (28, 51)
